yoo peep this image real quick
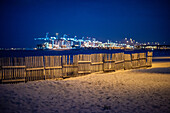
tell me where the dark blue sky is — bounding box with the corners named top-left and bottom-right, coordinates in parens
top-left (0, 0), bottom-right (170, 48)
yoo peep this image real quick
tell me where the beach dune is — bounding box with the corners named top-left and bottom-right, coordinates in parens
top-left (0, 62), bottom-right (170, 113)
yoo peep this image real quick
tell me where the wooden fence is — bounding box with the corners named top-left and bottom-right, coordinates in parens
top-left (124, 54), bottom-right (132, 70)
top-left (78, 54), bottom-right (91, 75)
top-left (25, 56), bottom-right (44, 81)
top-left (91, 54), bottom-right (103, 72)
top-left (147, 52), bottom-right (153, 67)
top-left (131, 53), bottom-right (140, 69)
top-left (0, 52), bottom-right (152, 83)
top-left (44, 56), bottom-right (62, 79)
top-left (0, 57), bottom-right (25, 83)
top-left (103, 54), bottom-right (115, 72)
top-left (139, 53), bottom-right (146, 67)
top-left (62, 55), bottom-right (78, 77)
top-left (115, 53), bottom-right (124, 71)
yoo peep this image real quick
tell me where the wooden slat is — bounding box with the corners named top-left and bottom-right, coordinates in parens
top-left (91, 62), bottom-right (103, 65)
top-left (147, 51), bottom-right (153, 57)
top-left (115, 60), bottom-right (124, 64)
top-left (139, 53), bottom-right (146, 59)
top-left (78, 71), bottom-right (91, 74)
top-left (132, 53), bottom-right (139, 60)
top-left (103, 53), bottom-right (115, 72)
top-left (78, 61), bottom-right (91, 63)
top-left (45, 66), bottom-right (62, 69)
top-left (62, 65), bottom-right (78, 67)
top-left (2, 66), bottom-right (26, 69)
top-left (124, 54), bottom-right (132, 70)
top-left (115, 53), bottom-right (124, 71)
top-left (26, 67), bottom-right (44, 71)
top-left (124, 54), bottom-right (131, 61)
top-left (138, 53), bottom-right (146, 67)
top-left (2, 79), bottom-right (25, 83)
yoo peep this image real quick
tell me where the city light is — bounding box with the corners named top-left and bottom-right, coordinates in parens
top-left (34, 32), bottom-right (169, 50)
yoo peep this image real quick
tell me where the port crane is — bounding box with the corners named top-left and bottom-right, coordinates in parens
top-left (34, 32), bottom-right (57, 49)
top-left (34, 32), bottom-right (85, 49)
top-left (34, 32), bottom-right (50, 41)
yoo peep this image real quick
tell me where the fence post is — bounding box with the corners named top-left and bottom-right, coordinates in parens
top-left (147, 51), bottom-right (153, 67)
top-left (73, 55), bottom-right (78, 76)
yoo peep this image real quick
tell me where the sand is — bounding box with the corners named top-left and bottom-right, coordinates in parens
top-left (0, 62), bottom-right (170, 113)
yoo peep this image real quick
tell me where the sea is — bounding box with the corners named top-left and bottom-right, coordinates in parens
top-left (0, 49), bottom-right (170, 62)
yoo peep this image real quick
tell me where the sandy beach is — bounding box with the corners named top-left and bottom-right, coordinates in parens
top-left (0, 61), bottom-right (170, 113)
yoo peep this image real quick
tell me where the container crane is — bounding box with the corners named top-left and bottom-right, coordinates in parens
top-left (34, 32), bottom-right (57, 49)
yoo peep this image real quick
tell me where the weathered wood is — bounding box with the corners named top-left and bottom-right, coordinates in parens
top-left (0, 57), bottom-right (13, 66)
top-left (63, 65), bottom-right (78, 67)
top-left (26, 67), bottom-right (44, 71)
top-left (147, 51), bottom-right (153, 67)
top-left (78, 61), bottom-right (91, 63)
top-left (25, 56), bottom-right (44, 81)
top-left (44, 56), bottom-right (62, 79)
top-left (111, 53), bottom-right (116, 71)
top-left (124, 54), bottom-right (132, 70)
top-left (131, 53), bottom-right (140, 69)
top-left (115, 60), bottom-right (124, 63)
top-left (78, 54), bottom-right (91, 75)
top-left (139, 53), bottom-right (146, 67)
top-left (91, 54), bottom-right (104, 72)
top-left (103, 53), bottom-right (115, 72)
top-left (1, 79), bottom-right (25, 83)
top-left (104, 69), bottom-right (115, 72)
top-left (115, 53), bottom-right (124, 71)
top-left (62, 55), bottom-right (78, 77)
top-left (72, 55), bottom-right (78, 76)
top-left (147, 51), bottom-right (153, 57)
top-left (91, 62), bottom-right (103, 65)
top-left (45, 66), bottom-right (62, 69)
top-left (78, 71), bottom-right (91, 74)
top-left (2, 66), bottom-right (26, 68)
top-left (0, 52), bottom-right (152, 83)
top-left (0, 57), bottom-right (26, 83)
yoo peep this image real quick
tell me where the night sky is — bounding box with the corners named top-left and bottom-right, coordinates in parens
top-left (0, 0), bottom-right (170, 48)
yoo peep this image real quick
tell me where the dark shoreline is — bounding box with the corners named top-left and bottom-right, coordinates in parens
top-left (0, 49), bottom-right (170, 58)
